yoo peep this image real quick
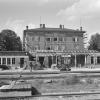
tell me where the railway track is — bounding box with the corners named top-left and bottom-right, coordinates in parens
top-left (0, 91), bottom-right (100, 100)
top-left (0, 72), bottom-right (100, 80)
top-left (0, 69), bottom-right (100, 75)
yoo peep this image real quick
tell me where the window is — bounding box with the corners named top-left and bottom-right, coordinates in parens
top-left (91, 57), bottom-right (94, 64)
top-left (64, 37), bottom-right (67, 41)
top-left (54, 37), bottom-right (57, 42)
top-left (32, 37), bottom-right (34, 41)
top-left (34, 45), bottom-right (39, 50)
top-left (46, 46), bottom-right (51, 50)
top-left (34, 36), bottom-right (39, 41)
top-left (20, 58), bottom-right (24, 65)
top-left (59, 37), bottom-right (63, 42)
top-left (7, 58), bottom-right (11, 65)
top-left (12, 58), bottom-right (15, 64)
top-left (61, 45), bottom-right (65, 51)
top-left (2, 58), bottom-right (6, 65)
top-left (97, 57), bottom-right (100, 64)
top-left (26, 36), bottom-right (29, 41)
top-left (46, 38), bottom-right (51, 42)
top-left (54, 45), bottom-right (58, 50)
top-left (73, 37), bottom-right (78, 42)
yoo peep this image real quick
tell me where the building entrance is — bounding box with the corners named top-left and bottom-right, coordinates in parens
top-left (48, 56), bottom-right (52, 68)
top-left (39, 57), bottom-right (44, 66)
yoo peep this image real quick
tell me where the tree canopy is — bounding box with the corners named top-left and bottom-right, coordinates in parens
top-left (88, 33), bottom-right (100, 51)
top-left (0, 29), bottom-right (22, 51)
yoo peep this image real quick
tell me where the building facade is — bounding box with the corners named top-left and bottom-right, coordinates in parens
top-left (23, 24), bottom-right (84, 51)
top-left (23, 24), bottom-right (100, 68)
top-left (0, 51), bottom-right (29, 69)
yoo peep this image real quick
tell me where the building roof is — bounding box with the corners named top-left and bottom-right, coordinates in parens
top-left (24, 27), bottom-right (86, 33)
top-left (30, 49), bottom-right (100, 56)
top-left (0, 51), bottom-right (28, 56)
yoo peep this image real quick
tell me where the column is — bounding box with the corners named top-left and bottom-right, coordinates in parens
top-left (36, 55), bottom-right (37, 63)
top-left (56, 55), bottom-right (57, 65)
top-left (95, 56), bottom-right (97, 65)
top-left (1, 57), bottom-right (2, 65)
top-left (93, 56), bottom-right (95, 65)
top-left (85, 55), bottom-right (87, 67)
top-left (11, 57), bottom-right (12, 66)
top-left (52, 56), bottom-right (53, 64)
top-left (75, 54), bottom-right (77, 68)
top-left (5, 58), bottom-right (7, 65)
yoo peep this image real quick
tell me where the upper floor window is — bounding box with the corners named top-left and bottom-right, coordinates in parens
top-left (26, 36), bottom-right (29, 41)
top-left (46, 46), bottom-right (51, 50)
top-left (32, 37), bottom-right (34, 41)
top-left (54, 37), bottom-right (57, 42)
top-left (34, 36), bottom-right (39, 41)
top-left (34, 45), bottom-right (39, 50)
top-left (59, 37), bottom-right (63, 42)
top-left (73, 37), bottom-right (79, 42)
top-left (46, 37), bottom-right (51, 42)
top-left (54, 45), bottom-right (59, 51)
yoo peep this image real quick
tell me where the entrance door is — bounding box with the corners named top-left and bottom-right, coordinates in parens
top-left (39, 57), bottom-right (44, 66)
top-left (48, 56), bottom-right (52, 68)
top-left (20, 58), bottom-right (24, 68)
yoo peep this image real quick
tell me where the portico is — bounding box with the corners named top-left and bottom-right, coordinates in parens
top-left (29, 50), bottom-right (100, 68)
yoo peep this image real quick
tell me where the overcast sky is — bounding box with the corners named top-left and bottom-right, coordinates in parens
top-left (0, 0), bottom-right (100, 45)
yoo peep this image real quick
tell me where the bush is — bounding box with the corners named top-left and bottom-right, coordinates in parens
top-left (0, 65), bottom-right (11, 70)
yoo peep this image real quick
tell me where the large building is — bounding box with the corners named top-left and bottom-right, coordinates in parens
top-left (23, 24), bottom-right (100, 68)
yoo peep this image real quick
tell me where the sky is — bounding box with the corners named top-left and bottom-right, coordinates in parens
top-left (0, 0), bottom-right (100, 46)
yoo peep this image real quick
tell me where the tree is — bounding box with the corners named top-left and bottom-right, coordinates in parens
top-left (0, 29), bottom-right (22, 51)
top-left (88, 33), bottom-right (100, 51)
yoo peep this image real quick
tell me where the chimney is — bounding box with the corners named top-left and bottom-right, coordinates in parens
top-left (40, 24), bottom-right (43, 28)
top-left (80, 26), bottom-right (82, 31)
top-left (59, 24), bottom-right (62, 29)
top-left (43, 24), bottom-right (45, 28)
top-left (26, 26), bottom-right (28, 30)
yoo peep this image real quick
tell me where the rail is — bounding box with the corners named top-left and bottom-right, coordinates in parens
top-left (1, 91), bottom-right (100, 99)
top-left (1, 69), bottom-right (100, 75)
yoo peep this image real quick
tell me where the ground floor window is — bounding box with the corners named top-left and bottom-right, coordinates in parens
top-left (12, 58), bottom-right (15, 64)
top-left (52, 56), bottom-right (56, 64)
top-left (20, 58), bottom-right (24, 68)
top-left (97, 56), bottom-right (100, 64)
top-left (91, 57), bottom-right (94, 64)
top-left (7, 58), bottom-right (11, 65)
top-left (2, 58), bottom-right (6, 65)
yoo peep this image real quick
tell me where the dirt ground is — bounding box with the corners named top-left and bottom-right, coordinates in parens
top-left (1, 75), bottom-right (100, 100)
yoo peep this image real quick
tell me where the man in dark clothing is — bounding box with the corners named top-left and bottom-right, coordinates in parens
top-left (30, 62), bottom-right (33, 72)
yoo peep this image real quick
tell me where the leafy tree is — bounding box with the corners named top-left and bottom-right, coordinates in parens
top-left (0, 29), bottom-right (22, 51)
top-left (88, 33), bottom-right (100, 51)
top-left (0, 34), bottom-right (6, 51)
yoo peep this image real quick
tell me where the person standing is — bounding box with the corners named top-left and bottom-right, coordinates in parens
top-left (30, 62), bottom-right (33, 72)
